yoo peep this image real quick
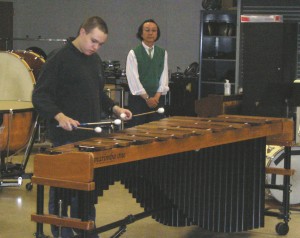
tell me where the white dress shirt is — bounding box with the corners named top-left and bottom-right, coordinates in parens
top-left (126, 41), bottom-right (169, 96)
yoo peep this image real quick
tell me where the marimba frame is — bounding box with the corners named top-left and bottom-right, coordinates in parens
top-left (31, 115), bottom-right (294, 237)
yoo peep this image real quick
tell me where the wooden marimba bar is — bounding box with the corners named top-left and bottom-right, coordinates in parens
top-left (31, 115), bottom-right (294, 237)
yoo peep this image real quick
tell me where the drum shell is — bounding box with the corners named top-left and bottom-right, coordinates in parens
top-left (0, 50), bottom-right (44, 152)
top-left (0, 101), bottom-right (34, 152)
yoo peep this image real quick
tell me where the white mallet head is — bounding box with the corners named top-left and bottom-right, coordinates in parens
top-left (94, 127), bottom-right (102, 133)
top-left (157, 107), bottom-right (165, 114)
top-left (120, 113), bottom-right (126, 119)
top-left (114, 119), bottom-right (122, 125)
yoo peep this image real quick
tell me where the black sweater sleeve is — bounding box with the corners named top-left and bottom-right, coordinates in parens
top-left (32, 56), bottom-right (62, 120)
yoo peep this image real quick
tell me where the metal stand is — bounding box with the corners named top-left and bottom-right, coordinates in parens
top-left (0, 114), bottom-right (39, 189)
top-left (105, 87), bottom-right (125, 130)
top-left (73, 207), bottom-right (168, 238)
top-left (0, 37), bottom-right (66, 51)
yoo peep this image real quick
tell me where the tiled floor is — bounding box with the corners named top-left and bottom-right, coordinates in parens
top-left (1, 151), bottom-right (300, 238)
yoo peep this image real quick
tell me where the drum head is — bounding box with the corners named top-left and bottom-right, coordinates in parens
top-left (0, 51), bottom-right (43, 101)
top-left (266, 146), bottom-right (300, 205)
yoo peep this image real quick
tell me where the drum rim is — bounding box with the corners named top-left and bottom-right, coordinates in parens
top-left (0, 101), bottom-right (33, 112)
top-left (0, 107), bottom-right (33, 113)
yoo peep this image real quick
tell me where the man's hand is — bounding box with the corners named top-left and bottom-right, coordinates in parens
top-left (112, 106), bottom-right (132, 120)
top-left (146, 92), bottom-right (161, 108)
top-left (55, 112), bottom-right (80, 131)
top-left (146, 97), bottom-right (158, 108)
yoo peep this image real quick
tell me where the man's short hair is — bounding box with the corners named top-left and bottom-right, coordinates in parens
top-left (79, 16), bottom-right (108, 35)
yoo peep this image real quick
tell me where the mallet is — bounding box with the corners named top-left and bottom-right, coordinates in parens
top-left (79, 119), bottom-right (122, 126)
top-left (74, 126), bottom-right (102, 133)
top-left (121, 107), bottom-right (164, 119)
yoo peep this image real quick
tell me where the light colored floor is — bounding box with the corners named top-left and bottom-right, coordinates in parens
top-left (1, 151), bottom-right (300, 238)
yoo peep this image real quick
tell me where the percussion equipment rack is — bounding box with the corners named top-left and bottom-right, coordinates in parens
top-left (0, 50), bottom-right (45, 188)
top-left (30, 115), bottom-right (294, 238)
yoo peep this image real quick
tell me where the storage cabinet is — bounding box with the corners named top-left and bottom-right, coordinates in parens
top-left (199, 10), bottom-right (238, 98)
top-left (0, 2), bottom-right (13, 50)
top-left (240, 22), bottom-right (298, 117)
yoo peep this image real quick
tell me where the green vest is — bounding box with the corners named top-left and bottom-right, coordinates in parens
top-left (133, 44), bottom-right (165, 96)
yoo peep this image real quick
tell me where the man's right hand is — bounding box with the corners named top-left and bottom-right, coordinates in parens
top-left (55, 112), bottom-right (80, 131)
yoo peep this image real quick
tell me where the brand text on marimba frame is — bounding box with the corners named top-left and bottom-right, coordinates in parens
top-left (95, 152), bottom-right (126, 163)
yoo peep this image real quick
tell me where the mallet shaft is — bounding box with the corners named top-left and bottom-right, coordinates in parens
top-left (80, 121), bottom-right (111, 126)
top-left (133, 111), bottom-right (156, 117)
top-left (76, 126), bottom-right (95, 131)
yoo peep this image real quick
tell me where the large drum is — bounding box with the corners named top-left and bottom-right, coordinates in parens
top-left (0, 50), bottom-right (45, 101)
top-left (0, 101), bottom-right (34, 152)
top-left (266, 145), bottom-right (300, 205)
top-left (0, 50), bottom-right (44, 153)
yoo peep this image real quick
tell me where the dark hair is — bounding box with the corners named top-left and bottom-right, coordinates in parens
top-left (78, 16), bottom-right (108, 35)
top-left (136, 19), bottom-right (160, 41)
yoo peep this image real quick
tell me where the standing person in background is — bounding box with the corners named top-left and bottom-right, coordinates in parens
top-left (126, 19), bottom-right (169, 127)
top-left (32, 16), bottom-right (132, 238)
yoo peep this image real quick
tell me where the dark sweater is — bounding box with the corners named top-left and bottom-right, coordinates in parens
top-left (32, 41), bottom-right (114, 144)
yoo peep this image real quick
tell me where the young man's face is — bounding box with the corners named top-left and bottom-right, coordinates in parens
top-left (141, 22), bottom-right (158, 46)
top-left (79, 27), bottom-right (108, 55)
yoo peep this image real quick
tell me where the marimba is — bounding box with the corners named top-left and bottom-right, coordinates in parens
top-left (31, 115), bottom-right (294, 237)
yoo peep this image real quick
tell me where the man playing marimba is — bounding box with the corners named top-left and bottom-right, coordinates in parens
top-left (32, 16), bottom-right (132, 238)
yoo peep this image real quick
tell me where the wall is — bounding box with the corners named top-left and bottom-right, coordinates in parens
top-left (0, 0), bottom-right (203, 72)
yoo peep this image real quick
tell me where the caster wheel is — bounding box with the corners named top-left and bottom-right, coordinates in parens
top-left (26, 182), bottom-right (33, 191)
top-left (276, 222), bottom-right (289, 235)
